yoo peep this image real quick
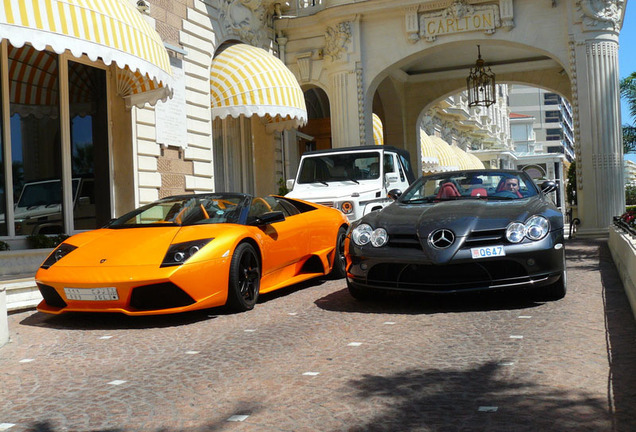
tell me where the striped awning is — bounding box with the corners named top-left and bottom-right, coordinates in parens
top-left (466, 152), bottom-right (485, 169)
top-left (431, 137), bottom-right (460, 171)
top-left (373, 113), bottom-right (384, 145)
top-left (419, 130), bottom-right (440, 171)
top-left (1, 0), bottom-right (172, 108)
top-left (210, 44), bottom-right (307, 132)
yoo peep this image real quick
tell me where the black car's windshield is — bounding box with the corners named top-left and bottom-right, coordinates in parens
top-left (108, 194), bottom-right (248, 228)
top-left (297, 152), bottom-right (380, 184)
top-left (400, 171), bottom-right (540, 203)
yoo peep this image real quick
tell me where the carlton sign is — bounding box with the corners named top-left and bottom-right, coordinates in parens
top-left (423, 10), bottom-right (496, 38)
top-left (405, 1), bottom-right (511, 43)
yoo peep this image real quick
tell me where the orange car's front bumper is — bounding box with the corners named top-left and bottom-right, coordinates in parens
top-left (35, 257), bottom-right (231, 315)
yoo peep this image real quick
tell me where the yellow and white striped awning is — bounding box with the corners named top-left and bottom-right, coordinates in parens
top-left (466, 152), bottom-right (485, 169)
top-left (1, 0), bottom-right (172, 108)
top-left (419, 129), bottom-right (440, 171)
top-left (210, 43), bottom-right (307, 132)
top-left (373, 113), bottom-right (384, 145)
top-left (431, 137), bottom-right (460, 172)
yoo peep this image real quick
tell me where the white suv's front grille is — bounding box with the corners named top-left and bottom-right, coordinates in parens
top-left (316, 201), bottom-right (335, 208)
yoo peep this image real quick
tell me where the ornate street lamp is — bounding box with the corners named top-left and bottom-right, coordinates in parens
top-left (467, 45), bottom-right (496, 107)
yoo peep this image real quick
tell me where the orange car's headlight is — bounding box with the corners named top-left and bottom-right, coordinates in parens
top-left (41, 243), bottom-right (78, 269)
top-left (161, 238), bottom-right (213, 267)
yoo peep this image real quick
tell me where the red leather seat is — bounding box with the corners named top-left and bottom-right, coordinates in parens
top-left (436, 182), bottom-right (461, 199)
top-left (470, 188), bottom-right (488, 197)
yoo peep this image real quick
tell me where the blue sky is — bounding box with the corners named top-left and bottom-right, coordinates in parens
top-left (621, 1), bottom-right (636, 161)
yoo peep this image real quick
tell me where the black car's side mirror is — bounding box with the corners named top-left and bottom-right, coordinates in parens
top-left (252, 211), bottom-right (286, 226)
top-left (388, 189), bottom-right (402, 200)
top-left (541, 181), bottom-right (557, 194)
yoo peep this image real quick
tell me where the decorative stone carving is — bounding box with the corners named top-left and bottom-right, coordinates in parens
top-left (218, 0), bottom-right (267, 46)
top-left (576, 0), bottom-right (624, 32)
top-left (356, 64), bottom-right (366, 145)
top-left (324, 21), bottom-right (352, 61)
top-left (296, 52), bottom-right (313, 83)
top-left (410, 0), bottom-right (506, 43)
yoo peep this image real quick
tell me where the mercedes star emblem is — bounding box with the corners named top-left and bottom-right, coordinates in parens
top-left (428, 229), bottom-right (455, 249)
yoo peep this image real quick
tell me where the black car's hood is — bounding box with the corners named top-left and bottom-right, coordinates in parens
top-left (359, 196), bottom-right (563, 264)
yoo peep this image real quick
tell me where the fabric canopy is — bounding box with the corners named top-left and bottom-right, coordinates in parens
top-left (419, 129), bottom-right (440, 171)
top-left (420, 130), bottom-right (484, 173)
top-left (0, 0), bottom-right (172, 107)
top-left (373, 113), bottom-right (384, 145)
top-left (210, 43), bottom-right (307, 132)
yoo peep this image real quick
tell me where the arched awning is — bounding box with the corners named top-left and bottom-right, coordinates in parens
top-left (431, 137), bottom-right (460, 172)
top-left (373, 113), bottom-right (384, 145)
top-left (419, 129), bottom-right (440, 171)
top-left (466, 152), bottom-right (485, 169)
top-left (0, 0), bottom-right (172, 108)
top-left (210, 44), bottom-right (307, 132)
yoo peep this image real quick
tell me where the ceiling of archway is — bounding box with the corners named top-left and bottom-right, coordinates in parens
top-left (395, 45), bottom-right (559, 83)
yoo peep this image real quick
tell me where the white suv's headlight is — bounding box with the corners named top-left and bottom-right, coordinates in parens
top-left (352, 224), bottom-right (373, 246)
top-left (525, 215), bottom-right (549, 240)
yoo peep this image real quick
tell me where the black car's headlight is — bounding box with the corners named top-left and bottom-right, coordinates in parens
top-left (525, 216), bottom-right (550, 240)
top-left (161, 238), bottom-right (213, 267)
top-left (41, 243), bottom-right (78, 269)
top-left (506, 216), bottom-right (550, 243)
top-left (352, 224), bottom-right (388, 247)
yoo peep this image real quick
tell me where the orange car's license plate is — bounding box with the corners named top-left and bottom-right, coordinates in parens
top-left (64, 287), bottom-right (119, 301)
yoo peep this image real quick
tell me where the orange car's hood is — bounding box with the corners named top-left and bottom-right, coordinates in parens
top-left (59, 227), bottom-right (181, 267)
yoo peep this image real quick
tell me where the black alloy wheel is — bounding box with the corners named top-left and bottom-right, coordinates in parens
top-left (227, 243), bottom-right (261, 311)
top-left (330, 226), bottom-right (347, 279)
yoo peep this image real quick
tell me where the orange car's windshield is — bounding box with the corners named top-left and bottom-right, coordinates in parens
top-left (108, 195), bottom-right (247, 228)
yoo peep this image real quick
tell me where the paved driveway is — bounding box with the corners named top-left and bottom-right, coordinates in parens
top-left (1, 239), bottom-right (636, 431)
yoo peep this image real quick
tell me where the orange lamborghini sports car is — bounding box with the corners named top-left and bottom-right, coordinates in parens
top-left (35, 193), bottom-right (348, 315)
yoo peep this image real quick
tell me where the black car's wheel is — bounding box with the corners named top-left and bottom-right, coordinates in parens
top-left (227, 243), bottom-right (261, 312)
top-left (329, 227), bottom-right (347, 279)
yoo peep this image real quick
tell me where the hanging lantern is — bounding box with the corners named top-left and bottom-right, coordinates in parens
top-left (466, 45), bottom-right (496, 107)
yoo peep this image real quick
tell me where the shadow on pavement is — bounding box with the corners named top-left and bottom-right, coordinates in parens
top-left (593, 239), bottom-right (636, 429)
top-left (18, 277), bottom-right (328, 331)
top-left (18, 307), bottom-right (218, 330)
top-left (343, 361), bottom-right (611, 432)
top-left (314, 286), bottom-right (544, 315)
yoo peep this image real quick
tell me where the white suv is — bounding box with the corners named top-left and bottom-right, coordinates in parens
top-left (285, 146), bottom-right (414, 221)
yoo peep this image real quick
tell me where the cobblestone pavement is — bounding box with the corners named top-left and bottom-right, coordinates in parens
top-left (2, 238), bottom-right (636, 432)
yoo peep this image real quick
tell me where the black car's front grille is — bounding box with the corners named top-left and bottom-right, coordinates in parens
top-left (37, 283), bottom-right (67, 308)
top-left (130, 282), bottom-right (195, 311)
top-left (388, 234), bottom-right (422, 249)
top-left (367, 261), bottom-right (529, 292)
top-left (464, 228), bottom-right (506, 246)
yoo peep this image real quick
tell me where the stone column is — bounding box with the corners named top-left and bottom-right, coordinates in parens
top-left (330, 69), bottom-right (362, 148)
top-left (573, 37), bottom-right (624, 235)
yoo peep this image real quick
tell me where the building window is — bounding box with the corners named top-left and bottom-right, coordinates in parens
top-left (213, 116), bottom-right (254, 194)
top-left (545, 110), bottom-right (561, 123)
top-left (1, 43), bottom-right (111, 239)
top-left (544, 93), bottom-right (560, 105)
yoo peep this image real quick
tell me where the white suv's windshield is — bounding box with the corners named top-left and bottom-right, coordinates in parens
top-left (297, 152), bottom-right (380, 184)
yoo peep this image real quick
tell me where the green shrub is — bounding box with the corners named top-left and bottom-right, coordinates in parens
top-left (0, 241), bottom-right (9, 251)
top-left (27, 234), bottom-right (69, 249)
top-left (627, 185), bottom-right (636, 206)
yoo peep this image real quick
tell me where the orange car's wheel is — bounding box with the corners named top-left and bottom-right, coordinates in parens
top-left (227, 243), bottom-right (261, 312)
top-left (329, 226), bottom-right (347, 279)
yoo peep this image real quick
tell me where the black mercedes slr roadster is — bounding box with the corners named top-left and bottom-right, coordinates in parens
top-left (344, 169), bottom-right (566, 301)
